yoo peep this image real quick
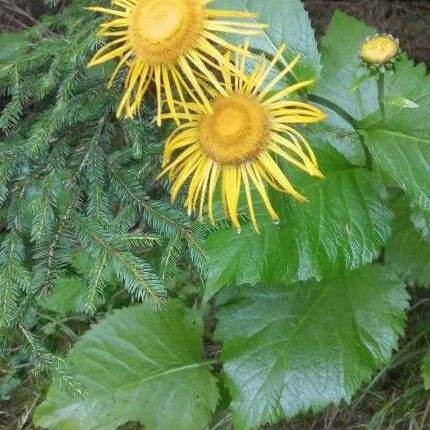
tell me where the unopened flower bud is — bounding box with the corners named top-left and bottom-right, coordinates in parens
top-left (360, 34), bottom-right (399, 67)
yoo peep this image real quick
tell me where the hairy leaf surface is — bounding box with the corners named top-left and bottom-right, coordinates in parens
top-left (362, 64), bottom-right (430, 211)
top-left (215, 266), bottom-right (408, 429)
top-left (214, 0), bottom-right (320, 80)
top-left (34, 302), bottom-right (218, 430)
top-left (205, 166), bottom-right (392, 299)
top-left (385, 196), bottom-right (430, 287)
top-left (315, 12), bottom-right (377, 119)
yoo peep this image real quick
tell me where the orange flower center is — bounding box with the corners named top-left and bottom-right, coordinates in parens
top-left (199, 93), bottom-right (271, 165)
top-left (129, 0), bottom-right (204, 65)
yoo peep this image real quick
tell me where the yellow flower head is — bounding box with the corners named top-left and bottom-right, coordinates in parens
top-left (158, 44), bottom-right (326, 233)
top-left (360, 34), bottom-right (399, 66)
top-left (87, 0), bottom-right (264, 124)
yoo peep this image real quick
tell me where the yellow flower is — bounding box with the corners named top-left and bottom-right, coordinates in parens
top-left (158, 44), bottom-right (326, 233)
top-left (360, 34), bottom-right (399, 66)
top-left (87, 0), bottom-right (264, 124)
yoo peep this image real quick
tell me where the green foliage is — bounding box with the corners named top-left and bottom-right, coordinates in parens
top-left (214, 266), bottom-right (408, 429)
top-left (385, 196), bottom-right (430, 287)
top-left (0, 373), bottom-right (20, 400)
top-left (205, 126), bottom-right (392, 299)
top-left (34, 302), bottom-right (219, 430)
top-left (0, 0), bottom-right (205, 395)
top-left (40, 277), bottom-right (94, 314)
top-left (0, 1), bottom-right (428, 429)
top-left (0, 233), bottom-right (31, 324)
top-left (214, 0), bottom-right (320, 81)
top-left (315, 12), bottom-right (378, 120)
top-left (315, 12), bottom-right (430, 211)
top-left (360, 54), bottom-right (430, 210)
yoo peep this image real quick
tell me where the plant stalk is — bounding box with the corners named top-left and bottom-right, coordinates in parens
top-left (308, 94), bottom-right (359, 130)
top-left (308, 94), bottom-right (373, 171)
top-left (377, 73), bottom-right (386, 121)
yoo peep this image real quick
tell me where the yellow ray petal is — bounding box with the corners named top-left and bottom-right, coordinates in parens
top-left (258, 152), bottom-right (306, 201)
top-left (263, 79), bottom-right (315, 105)
top-left (222, 166), bottom-right (241, 231)
top-left (116, 60), bottom-right (144, 118)
top-left (240, 165), bottom-right (260, 233)
top-left (257, 54), bottom-right (301, 100)
top-left (85, 6), bottom-right (129, 18)
top-left (208, 163), bottom-right (220, 225)
top-left (245, 163), bottom-right (279, 222)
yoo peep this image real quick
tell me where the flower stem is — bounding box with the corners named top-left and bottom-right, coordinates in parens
top-left (377, 73), bottom-right (386, 121)
top-left (308, 94), bottom-right (359, 130)
top-left (308, 94), bottom-right (373, 171)
top-left (363, 139), bottom-right (373, 171)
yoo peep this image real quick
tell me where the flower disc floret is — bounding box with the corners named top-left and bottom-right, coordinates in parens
top-left (199, 93), bottom-right (270, 165)
top-left (158, 44), bottom-right (326, 233)
top-left (129, 0), bottom-right (204, 64)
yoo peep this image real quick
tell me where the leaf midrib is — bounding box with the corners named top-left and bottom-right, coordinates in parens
top-left (53, 360), bottom-right (215, 417)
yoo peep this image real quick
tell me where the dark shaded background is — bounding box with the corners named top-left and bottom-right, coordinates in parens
top-left (1, 0), bottom-right (430, 65)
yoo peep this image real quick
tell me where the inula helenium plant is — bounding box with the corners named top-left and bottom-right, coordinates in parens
top-left (88, 0), bottom-right (326, 231)
top-left (0, 0), bottom-right (428, 429)
top-left (87, 0), bottom-right (264, 124)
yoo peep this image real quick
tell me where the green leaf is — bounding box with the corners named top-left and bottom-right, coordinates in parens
top-left (306, 124), bottom-right (364, 166)
top-left (215, 265), bottom-right (408, 429)
top-left (40, 277), bottom-right (90, 314)
top-left (205, 166), bottom-right (392, 299)
top-left (385, 196), bottom-right (430, 287)
top-left (423, 352), bottom-right (430, 390)
top-left (318, 12), bottom-right (430, 210)
top-left (214, 0), bottom-right (320, 81)
top-left (71, 249), bottom-right (116, 285)
top-left (34, 302), bottom-right (219, 430)
top-left (361, 59), bottom-right (430, 211)
top-left (362, 61), bottom-right (430, 210)
top-left (315, 12), bottom-right (377, 120)
top-left (363, 126), bottom-right (430, 210)
top-left (385, 96), bottom-right (420, 110)
top-left (316, 13), bottom-right (429, 122)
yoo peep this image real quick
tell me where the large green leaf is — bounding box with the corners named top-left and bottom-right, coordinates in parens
top-left (215, 266), bottom-right (408, 429)
top-left (205, 163), bottom-right (392, 299)
top-left (361, 59), bottom-right (430, 211)
top-left (385, 196), bottom-right (430, 287)
top-left (363, 127), bottom-right (430, 211)
top-left (317, 14), bottom-right (430, 210)
top-left (40, 277), bottom-right (89, 314)
top-left (316, 12), bottom-right (430, 122)
top-left (34, 302), bottom-right (218, 430)
top-left (213, 0), bottom-right (320, 81)
top-left (315, 12), bottom-right (377, 120)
